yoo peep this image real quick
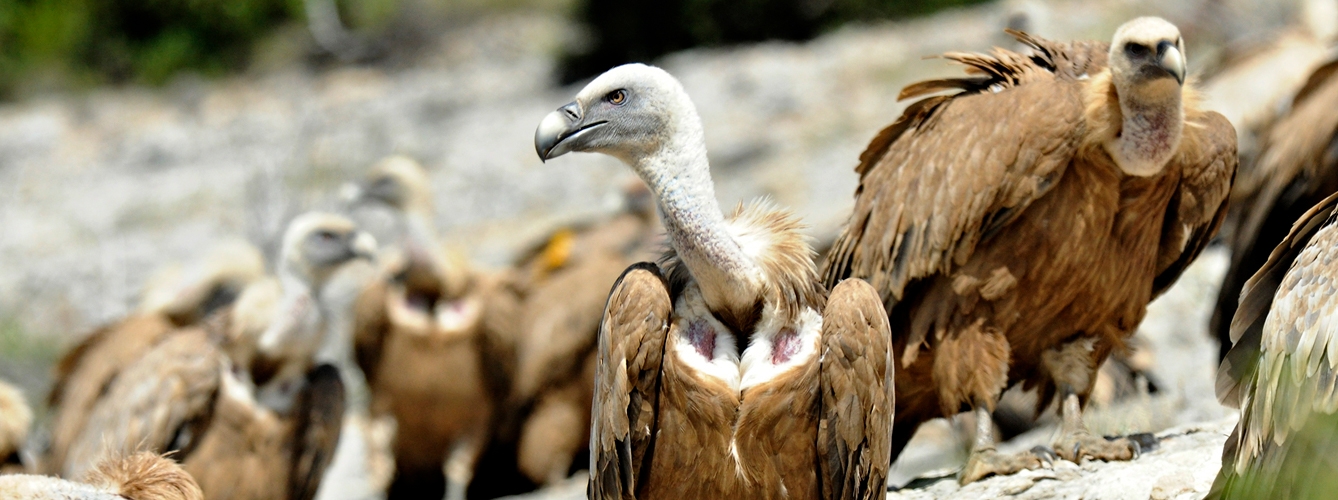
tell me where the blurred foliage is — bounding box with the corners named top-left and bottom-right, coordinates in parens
top-left (560, 0), bottom-right (991, 83)
top-left (0, 0), bottom-right (984, 96)
top-left (0, 0), bottom-right (302, 95)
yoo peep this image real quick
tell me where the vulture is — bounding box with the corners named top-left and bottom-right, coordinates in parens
top-left (47, 212), bottom-right (374, 500)
top-left (480, 181), bottom-right (660, 492)
top-left (0, 452), bottom-right (203, 500)
top-left (1210, 192), bottom-right (1338, 500)
top-left (535, 63), bottom-right (894, 499)
top-left (821, 17), bottom-right (1236, 483)
top-left (1210, 54), bottom-right (1338, 361)
top-left (0, 379), bottom-right (31, 474)
top-left (44, 241), bottom-right (268, 475)
top-left (343, 159), bottom-right (508, 500)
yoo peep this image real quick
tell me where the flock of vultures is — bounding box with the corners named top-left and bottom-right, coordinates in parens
top-left (1, 12), bottom-right (1337, 500)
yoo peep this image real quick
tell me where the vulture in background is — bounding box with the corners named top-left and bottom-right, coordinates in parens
top-left (1211, 192), bottom-right (1338, 499)
top-left (0, 452), bottom-right (203, 500)
top-left (0, 379), bottom-right (32, 474)
top-left (43, 240), bottom-right (268, 475)
top-left (536, 63), bottom-right (893, 499)
top-left (821, 17), bottom-right (1236, 483)
top-left (342, 158), bottom-right (509, 500)
top-left (1210, 54), bottom-right (1338, 361)
top-left (47, 212), bottom-right (374, 500)
top-left (474, 181), bottom-right (661, 494)
top-left (1200, 0), bottom-right (1335, 177)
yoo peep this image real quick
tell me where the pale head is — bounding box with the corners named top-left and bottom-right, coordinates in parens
top-left (535, 63), bottom-right (701, 166)
top-left (280, 212), bottom-right (378, 289)
top-left (343, 155), bottom-right (434, 216)
top-left (1109, 17), bottom-right (1186, 92)
top-left (1106, 17), bottom-right (1188, 176)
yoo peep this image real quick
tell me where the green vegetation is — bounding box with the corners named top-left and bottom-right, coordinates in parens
top-left (0, 0), bottom-right (985, 96)
top-left (561, 0), bottom-right (994, 82)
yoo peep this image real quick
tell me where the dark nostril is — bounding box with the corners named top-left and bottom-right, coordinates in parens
top-left (561, 102), bottom-right (581, 121)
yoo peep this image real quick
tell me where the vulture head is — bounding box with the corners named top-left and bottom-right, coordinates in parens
top-left (1106, 16), bottom-right (1188, 176)
top-left (343, 155), bottom-right (434, 218)
top-left (536, 63), bottom-right (701, 169)
top-left (257, 212), bottom-right (376, 369)
top-left (279, 212), bottom-right (378, 288)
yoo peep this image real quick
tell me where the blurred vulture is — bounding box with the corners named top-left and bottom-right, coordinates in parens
top-left (1200, 0), bottom-right (1336, 174)
top-left (45, 212), bottom-right (374, 500)
top-left (821, 17), bottom-right (1235, 483)
top-left (343, 158), bottom-right (507, 500)
top-left (1211, 193), bottom-right (1338, 499)
top-left (1, 452), bottom-right (202, 500)
top-left (478, 181), bottom-right (660, 492)
top-left (0, 379), bottom-right (32, 474)
top-left (1210, 55), bottom-right (1338, 360)
top-left (44, 240), bottom-right (269, 475)
top-left (536, 64), bottom-right (893, 499)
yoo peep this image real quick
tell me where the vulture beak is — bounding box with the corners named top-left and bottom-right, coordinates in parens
top-left (350, 232), bottom-right (378, 261)
top-left (1156, 40), bottom-right (1185, 85)
top-left (535, 101), bottom-right (606, 161)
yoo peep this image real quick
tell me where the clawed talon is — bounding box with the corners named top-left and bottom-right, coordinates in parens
top-left (1054, 431), bottom-right (1138, 462)
top-left (960, 447), bottom-right (1046, 485)
top-left (1029, 445), bottom-right (1057, 467)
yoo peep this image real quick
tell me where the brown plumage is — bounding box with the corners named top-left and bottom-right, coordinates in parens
top-left (45, 212), bottom-right (373, 500)
top-left (45, 242), bottom-right (269, 474)
top-left (821, 18), bottom-right (1236, 482)
top-left (1210, 55), bottom-right (1338, 360)
top-left (0, 379), bottom-right (32, 474)
top-left (1210, 192), bottom-right (1338, 499)
top-left (0, 452), bottom-right (203, 500)
top-left (343, 158), bottom-right (511, 500)
top-left (536, 63), bottom-right (893, 499)
top-left (483, 182), bottom-right (660, 489)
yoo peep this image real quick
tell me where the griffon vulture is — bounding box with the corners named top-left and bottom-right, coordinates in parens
top-left (1211, 192), bottom-right (1338, 499)
top-left (343, 160), bottom-right (510, 500)
top-left (49, 212), bottom-right (374, 500)
top-left (0, 452), bottom-right (203, 500)
top-left (536, 63), bottom-right (894, 499)
top-left (44, 241), bottom-right (268, 475)
top-left (0, 380), bottom-right (31, 474)
top-left (1210, 55), bottom-right (1338, 361)
top-left (821, 17), bottom-right (1236, 483)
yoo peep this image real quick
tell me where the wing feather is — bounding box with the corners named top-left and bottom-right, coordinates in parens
top-left (589, 263), bottom-right (671, 500)
top-left (61, 328), bottom-right (222, 480)
top-left (818, 279), bottom-right (893, 500)
top-left (289, 364), bottom-right (346, 500)
top-left (822, 35), bottom-right (1093, 308)
top-left (1212, 192), bottom-right (1338, 499)
top-left (1151, 110), bottom-right (1238, 297)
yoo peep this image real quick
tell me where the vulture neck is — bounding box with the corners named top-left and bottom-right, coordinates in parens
top-left (636, 117), bottom-right (762, 316)
top-left (1108, 79), bottom-right (1184, 177)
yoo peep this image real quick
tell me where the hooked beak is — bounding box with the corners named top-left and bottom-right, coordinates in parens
top-left (1157, 40), bottom-right (1185, 85)
top-left (350, 232), bottom-right (378, 261)
top-left (535, 101), bottom-right (607, 161)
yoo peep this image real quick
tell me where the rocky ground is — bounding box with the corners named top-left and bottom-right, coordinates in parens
top-left (0, 0), bottom-right (1306, 497)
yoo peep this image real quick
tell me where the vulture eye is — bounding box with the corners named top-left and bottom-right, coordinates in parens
top-left (606, 89), bottom-right (627, 106)
top-left (317, 230), bottom-right (338, 241)
top-left (1124, 42), bottom-right (1150, 58)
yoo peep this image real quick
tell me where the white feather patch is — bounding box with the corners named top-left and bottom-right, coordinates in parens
top-left (739, 306), bottom-right (822, 391)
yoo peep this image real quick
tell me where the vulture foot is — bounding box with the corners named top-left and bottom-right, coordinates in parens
top-left (959, 447), bottom-right (1046, 484)
top-left (1053, 430), bottom-right (1138, 462)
